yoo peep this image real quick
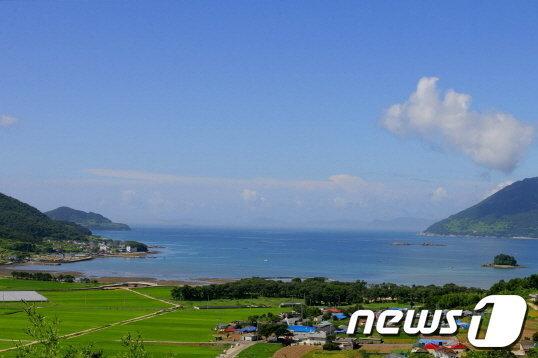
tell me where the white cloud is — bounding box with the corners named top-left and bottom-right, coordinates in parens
top-left (430, 186), bottom-right (448, 202)
top-left (0, 115), bottom-right (18, 127)
top-left (240, 189), bottom-right (267, 207)
top-left (85, 169), bottom-right (375, 192)
top-left (328, 174), bottom-right (368, 192)
top-left (120, 190), bottom-right (137, 205)
top-left (241, 189), bottom-right (258, 201)
top-left (381, 77), bottom-right (534, 172)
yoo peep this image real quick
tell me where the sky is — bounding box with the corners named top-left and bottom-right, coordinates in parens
top-left (1, 1), bottom-right (537, 228)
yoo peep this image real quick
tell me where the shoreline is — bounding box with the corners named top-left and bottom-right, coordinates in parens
top-left (3, 250), bottom-right (158, 266)
top-left (481, 263), bottom-right (525, 269)
top-left (0, 265), bottom-right (235, 286)
top-left (420, 232), bottom-right (538, 240)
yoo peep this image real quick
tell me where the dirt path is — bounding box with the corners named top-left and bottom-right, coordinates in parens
top-left (123, 287), bottom-right (181, 307)
top-left (218, 341), bottom-right (255, 358)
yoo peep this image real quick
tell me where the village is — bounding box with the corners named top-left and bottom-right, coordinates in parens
top-left (8, 237), bottom-right (151, 265)
top-left (212, 295), bottom-right (538, 358)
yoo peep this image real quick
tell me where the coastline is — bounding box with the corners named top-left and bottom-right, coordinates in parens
top-left (4, 250), bottom-right (158, 266)
top-left (481, 263), bottom-right (525, 269)
top-left (420, 231), bottom-right (538, 240)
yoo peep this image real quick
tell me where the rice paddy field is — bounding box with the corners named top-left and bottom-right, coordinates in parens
top-left (0, 277), bottom-right (535, 357)
top-left (0, 277), bottom-right (291, 357)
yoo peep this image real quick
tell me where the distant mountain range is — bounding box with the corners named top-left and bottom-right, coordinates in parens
top-left (46, 207), bottom-right (131, 231)
top-left (0, 193), bottom-right (91, 243)
top-left (425, 177), bottom-right (538, 238)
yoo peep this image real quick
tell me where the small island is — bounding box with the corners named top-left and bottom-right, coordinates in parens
top-left (482, 253), bottom-right (521, 268)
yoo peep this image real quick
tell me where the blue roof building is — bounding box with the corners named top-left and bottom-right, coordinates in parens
top-left (332, 313), bottom-right (347, 320)
top-left (239, 326), bottom-right (257, 333)
top-left (287, 325), bottom-right (316, 333)
top-left (419, 338), bottom-right (450, 346)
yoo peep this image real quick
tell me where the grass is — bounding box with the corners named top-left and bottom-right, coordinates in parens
top-left (0, 276), bottom-right (534, 357)
top-left (0, 277), bottom-right (292, 357)
top-left (0, 277), bottom-right (98, 291)
top-left (236, 343), bottom-right (283, 358)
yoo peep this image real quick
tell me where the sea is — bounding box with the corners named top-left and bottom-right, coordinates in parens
top-left (12, 227), bottom-right (538, 289)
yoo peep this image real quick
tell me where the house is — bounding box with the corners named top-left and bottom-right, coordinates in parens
top-left (334, 337), bottom-right (357, 350)
top-left (446, 343), bottom-right (468, 353)
top-left (434, 347), bottom-right (457, 358)
top-left (411, 347), bottom-right (429, 355)
top-left (98, 243), bottom-right (108, 252)
top-left (223, 326), bottom-right (237, 333)
top-left (332, 312), bottom-right (347, 320)
top-left (419, 339), bottom-right (451, 347)
top-left (125, 245), bottom-right (132, 253)
top-left (215, 323), bottom-right (228, 332)
top-left (316, 321), bottom-right (335, 334)
top-left (294, 332), bottom-right (327, 346)
top-left (424, 343), bottom-right (440, 353)
top-left (322, 307), bottom-right (343, 314)
top-left (241, 333), bottom-right (258, 341)
top-left (287, 325), bottom-right (316, 333)
top-left (284, 316), bottom-right (302, 325)
top-left (529, 293), bottom-right (538, 303)
top-left (455, 320), bottom-right (470, 330)
top-left (512, 340), bottom-right (535, 356)
top-left (239, 326), bottom-right (257, 333)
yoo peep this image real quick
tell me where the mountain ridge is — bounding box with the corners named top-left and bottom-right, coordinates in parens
top-left (425, 177), bottom-right (538, 237)
top-left (0, 193), bottom-right (91, 242)
top-left (46, 206), bottom-right (131, 231)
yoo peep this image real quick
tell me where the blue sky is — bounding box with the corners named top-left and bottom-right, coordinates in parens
top-left (1, 1), bottom-right (537, 227)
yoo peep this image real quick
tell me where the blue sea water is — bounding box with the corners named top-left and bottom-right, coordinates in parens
top-left (14, 227), bottom-right (538, 288)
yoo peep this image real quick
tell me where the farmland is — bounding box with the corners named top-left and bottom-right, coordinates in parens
top-left (0, 277), bottom-right (291, 357)
top-left (0, 277), bottom-right (536, 357)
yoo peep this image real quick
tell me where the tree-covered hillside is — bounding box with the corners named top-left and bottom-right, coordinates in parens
top-left (46, 206), bottom-right (131, 231)
top-left (425, 177), bottom-right (538, 237)
top-left (0, 193), bottom-right (91, 243)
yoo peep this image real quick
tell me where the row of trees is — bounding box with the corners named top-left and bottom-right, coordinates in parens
top-left (171, 276), bottom-right (487, 307)
top-left (172, 274), bottom-right (538, 307)
top-left (489, 274), bottom-right (538, 294)
top-left (11, 271), bottom-right (76, 283)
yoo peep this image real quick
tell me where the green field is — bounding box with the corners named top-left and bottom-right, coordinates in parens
top-left (0, 277), bottom-right (292, 357)
top-left (236, 343), bottom-right (283, 358)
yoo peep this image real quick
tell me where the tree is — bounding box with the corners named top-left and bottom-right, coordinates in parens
top-left (16, 304), bottom-right (61, 357)
top-left (493, 254), bottom-right (517, 266)
top-left (258, 323), bottom-right (289, 338)
top-left (322, 341), bottom-right (340, 351)
top-left (121, 332), bottom-right (148, 358)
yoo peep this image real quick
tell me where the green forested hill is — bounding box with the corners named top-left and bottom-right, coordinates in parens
top-left (425, 177), bottom-right (538, 237)
top-left (0, 193), bottom-right (91, 242)
top-left (46, 206), bottom-right (131, 231)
